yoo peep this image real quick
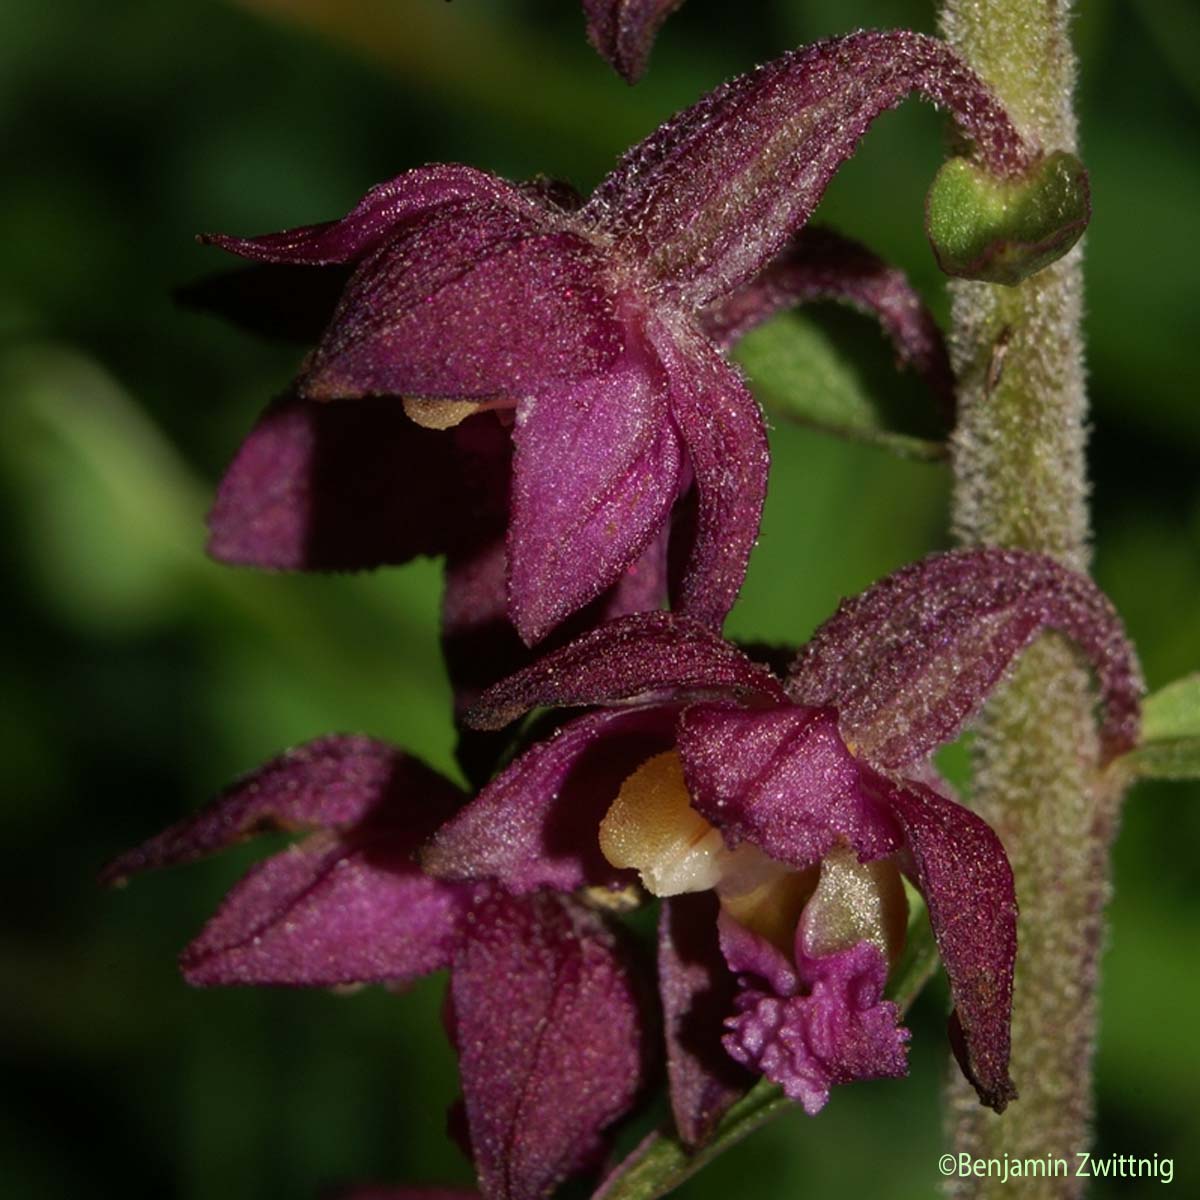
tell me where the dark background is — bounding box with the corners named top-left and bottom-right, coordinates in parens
top-left (2, 1), bottom-right (1198, 1196)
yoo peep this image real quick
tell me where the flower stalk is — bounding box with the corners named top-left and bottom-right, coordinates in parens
top-left (940, 2), bottom-right (1124, 1194)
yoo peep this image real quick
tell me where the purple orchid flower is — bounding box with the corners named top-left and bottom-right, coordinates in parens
top-left (423, 549), bottom-right (1142, 1137)
top-left (582, 0), bottom-right (684, 83)
top-left (102, 738), bottom-right (650, 1200)
top-left (201, 31), bottom-right (1039, 649)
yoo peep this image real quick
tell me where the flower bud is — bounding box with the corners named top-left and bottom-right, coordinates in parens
top-left (925, 151), bottom-right (1090, 286)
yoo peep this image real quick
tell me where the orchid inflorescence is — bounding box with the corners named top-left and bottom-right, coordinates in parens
top-left (107, 14), bottom-right (1134, 1200)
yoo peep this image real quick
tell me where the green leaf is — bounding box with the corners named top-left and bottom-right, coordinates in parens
top-left (925, 151), bottom-right (1090, 286)
top-left (594, 915), bottom-right (940, 1200)
top-left (733, 312), bottom-right (947, 463)
top-left (1123, 674), bottom-right (1200, 780)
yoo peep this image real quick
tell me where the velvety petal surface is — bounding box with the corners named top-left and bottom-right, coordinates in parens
top-left (677, 704), bottom-right (901, 868)
top-left (700, 226), bottom-right (955, 417)
top-left (179, 830), bottom-right (470, 988)
top-left (879, 775), bottom-right (1018, 1111)
top-left (201, 165), bottom-right (539, 265)
top-left (466, 612), bottom-right (787, 731)
top-left (299, 205), bottom-right (622, 404)
top-left (786, 548), bottom-right (1143, 768)
top-left (101, 735), bottom-right (464, 883)
top-left (508, 340), bottom-right (682, 644)
top-left (450, 890), bottom-right (648, 1200)
top-left (658, 892), bottom-right (752, 1146)
top-left (720, 918), bottom-right (908, 1115)
top-left (206, 395), bottom-right (476, 570)
top-left (583, 0), bottom-right (685, 83)
top-left (424, 708), bottom-right (675, 893)
top-left (585, 31), bottom-right (1034, 308)
top-left (654, 326), bottom-right (769, 629)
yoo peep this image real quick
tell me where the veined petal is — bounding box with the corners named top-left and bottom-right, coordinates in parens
top-left (424, 708), bottom-right (675, 894)
top-left (700, 226), bottom-right (954, 417)
top-left (101, 735), bottom-right (464, 885)
top-left (659, 893), bottom-right (752, 1147)
top-left (721, 934), bottom-right (908, 1115)
top-left (466, 612), bottom-right (787, 731)
top-left (200, 165), bottom-right (540, 265)
top-left (180, 831), bottom-right (469, 988)
top-left (584, 30), bottom-right (1034, 308)
top-left (786, 547), bottom-right (1143, 768)
top-left (879, 775), bottom-right (1017, 1112)
top-left (450, 890), bottom-right (648, 1200)
top-left (677, 704), bottom-right (901, 868)
top-left (508, 338), bottom-right (682, 644)
top-left (300, 206), bottom-right (622, 404)
top-left (583, 0), bottom-right (685, 84)
top-left (656, 327), bottom-right (768, 628)
top-left (206, 395), bottom-right (479, 571)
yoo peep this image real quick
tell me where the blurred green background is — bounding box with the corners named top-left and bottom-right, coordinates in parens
top-left (2, 1), bottom-right (1197, 1196)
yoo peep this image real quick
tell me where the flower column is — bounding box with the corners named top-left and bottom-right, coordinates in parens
top-left (939, 3), bottom-right (1115, 1194)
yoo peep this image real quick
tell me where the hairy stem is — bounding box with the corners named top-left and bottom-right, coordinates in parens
top-left (941, 4), bottom-right (1121, 1196)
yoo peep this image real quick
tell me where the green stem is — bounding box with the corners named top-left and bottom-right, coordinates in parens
top-left (940, 3), bottom-right (1124, 1195)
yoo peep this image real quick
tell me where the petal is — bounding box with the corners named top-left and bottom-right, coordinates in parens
top-left (180, 830), bottom-right (469, 988)
top-left (584, 31), bottom-right (1033, 308)
top-left (101, 735), bottom-right (465, 884)
top-left (450, 890), bottom-right (649, 1200)
top-left (423, 708), bottom-right (676, 894)
top-left (201, 165), bottom-right (540, 265)
top-left (879, 776), bottom-right (1018, 1112)
top-left (507, 340), bottom-right (683, 644)
top-left (654, 328), bottom-right (768, 629)
top-left (700, 226), bottom-right (955, 418)
top-left (786, 547), bottom-right (1144, 768)
top-left (721, 937), bottom-right (909, 1115)
top-left (677, 704), bottom-right (901, 868)
top-left (206, 395), bottom-right (474, 571)
top-left (299, 206), bottom-right (622, 404)
top-left (659, 893), bottom-right (752, 1146)
top-left (466, 612), bottom-right (787, 731)
top-left (582, 0), bottom-right (685, 84)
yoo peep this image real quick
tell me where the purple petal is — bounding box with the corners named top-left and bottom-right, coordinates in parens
top-left (206, 395), bottom-right (476, 571)
top-left (880, 776), bottom-right (1017, 1112)
top-left (101, 735), bottom-right (464, 884)
top-left (677, 704), bottom-right (901, 868)
top-left (582, 0), bottom-right (685, 84)
top-left (654, 328), bottom-right (768, 628)
top-left (180, 830), bottom-right (470, 988)
top-left (584, 31), bottom-right (1034, 308)
top-left (466, 612), bottom-right (787, 731)
top-left (424, 708), bottom-right (675, 894)
top-left (450, 890), bottom-right (648, 1200)
top-left (298, 205), bottom-right (622, 404)
top-left (508, 340), bottom-right (682, 644)
top-left (786, 548), bottom-right (1144, 768)
top-left (201, 165), bottom-right (540, 265)
top-left (700, 226), bottom-right (955, 418)
top-left (658, 893), bottom-right (752, 1146)
top-left (721, 932), bottom-right (908, 1115)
